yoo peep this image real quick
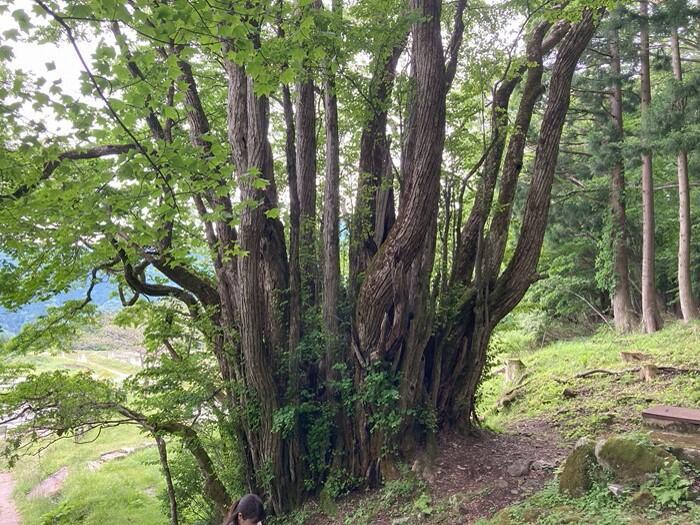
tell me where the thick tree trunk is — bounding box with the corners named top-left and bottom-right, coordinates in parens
top-left (609, 29), bottom-right (636, 332)
top-left (348, 41), bottom-right (405, 306)
top-left (671, 27), bottom-right (699, 321)
top-left (438, 10), bottom-right (599, 427)
top-left (640, 0), bottom-right (662, 332)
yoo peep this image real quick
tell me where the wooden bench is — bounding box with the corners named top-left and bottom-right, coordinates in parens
top-left (642, 405), bottom-right (700, 433)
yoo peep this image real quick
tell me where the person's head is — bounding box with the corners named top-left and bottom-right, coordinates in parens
top-left (223, 493), bottom-right (265, 525)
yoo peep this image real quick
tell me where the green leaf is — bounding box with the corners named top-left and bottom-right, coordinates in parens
top-left (0, 45), bottom-right (13, 61)
top-left (12, 9), bottom-right (32, 32)
top-left (264, 207), bottom-right (280, 219)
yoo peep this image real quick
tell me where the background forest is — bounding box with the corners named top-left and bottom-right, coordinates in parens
top-left (0, 0), bottom-right (698, 524)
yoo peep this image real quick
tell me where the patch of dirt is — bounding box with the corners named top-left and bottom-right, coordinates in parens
top-left (427, 420), bottom-right (568, 523)
top-left (0, 472), bottom-right (21, 525)
top-left (86, 443), bottom-right (154, 471)
top-left (307, 419), bottom-right (569, 524)
top-left (28, 466), bottom-right (69, 499)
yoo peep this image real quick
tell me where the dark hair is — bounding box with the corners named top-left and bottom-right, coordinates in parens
top-left (222, 493), bottom-right (265, 524)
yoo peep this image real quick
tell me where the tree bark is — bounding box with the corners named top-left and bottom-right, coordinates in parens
top-left (640, 0), bottom-right (662, 332)
top-left (156, 436), bottom-right (179, 525)
top-left (352, 0), bottom-right (447, 481)
top-left (438, 10), bottom-right (600, 427)
top-left (348, 40), bottom-right (406, 306)
top-left (671, 26), bottom-right (699, 321)
top-left (609, 28), bottom-right (636, 332)
top-left (322, 76), bottom-right (341, 378)
top-left (296, 79), bottom-right (318, 307)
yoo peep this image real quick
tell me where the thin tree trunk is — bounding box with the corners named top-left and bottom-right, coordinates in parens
top-left (283, 85), bottom-right (303, 377)
top-left (671, 26), bottom-right (699, 321)
top-left (640, 0), bottom-right (662, 332)
top-left (156, 436), bottom-right (179, 525)
top-left (322, 76), bottom-right (341, 377)
top-left (609, 29), bottom-right (636, 332)
top-left (296, 79), bottom-right (318, 307)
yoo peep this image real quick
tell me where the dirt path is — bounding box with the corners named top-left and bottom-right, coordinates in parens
top-left (0, 472), bottom-right (21, 525)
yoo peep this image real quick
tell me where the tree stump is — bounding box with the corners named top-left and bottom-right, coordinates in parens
top-left (639, 364), bottom-right (658, 382)
top-left (505, 358), bottom-right (526, 384)
top-left (620, 351), bottom-right (651, 363)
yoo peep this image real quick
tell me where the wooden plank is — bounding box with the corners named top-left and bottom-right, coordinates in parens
top-left (642, 405), bottom-right (700, 425)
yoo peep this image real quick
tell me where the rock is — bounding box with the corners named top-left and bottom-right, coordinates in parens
top-left (559, 443), bottom-right (596, 497)
top-left (494, 479), bottom-right (509, 489)
top-left (391, 518), bottom-right (409, 525)
top-left (507, 459), bottom-right (532, 477)
top-left (575, 437), bottom-right (591, 449)
top-left (595, 436), bottom-right (674, 483)
top-left (630, 489), bottom-right (654, 508)
top-left (28, 467), bottom-right (69, 499)
top-left (607, 483), bottom-right (624, 497)
top-left (532, 459), bottom-right (556, 470)
top-left (649, 431), bottom-right (700, 469)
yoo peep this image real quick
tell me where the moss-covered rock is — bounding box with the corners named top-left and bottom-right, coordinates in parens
top-left (559, 443), bottom-right (597, 497)
top-left (595, 437), bottom-right (674, 483)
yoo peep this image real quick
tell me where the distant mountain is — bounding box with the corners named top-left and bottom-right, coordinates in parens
top-left (0, 280), bottom-right (120, 336)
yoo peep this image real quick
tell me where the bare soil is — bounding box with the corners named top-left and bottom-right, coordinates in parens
top-left (0, 471), bottom-right (21, 525)
top-left (308, 419), bottom-right (569, 524)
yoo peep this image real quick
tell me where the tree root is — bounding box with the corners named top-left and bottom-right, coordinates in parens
top-left (574, 365), bottom-right (700, 379)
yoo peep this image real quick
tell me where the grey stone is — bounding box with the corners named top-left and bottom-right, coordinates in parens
top-left (507, 459), bottom-right (532, 477)
top-left (608, 483), bottom-right (625, 497)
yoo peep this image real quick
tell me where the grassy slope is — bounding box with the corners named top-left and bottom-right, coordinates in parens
top-left (480, 321), bottom-right (700, 439)
top-left (4, 320), bottom-right (167, 525)
top-left (475, 320), bottom-right (700, 524)
top-left (12, 426), bottom-right (165, 525)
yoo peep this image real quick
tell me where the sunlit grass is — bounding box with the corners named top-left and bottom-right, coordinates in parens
top-left (479, 321), bottom-right (700, 438)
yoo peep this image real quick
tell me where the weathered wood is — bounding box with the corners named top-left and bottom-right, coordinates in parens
top-left (643, 406), bottom-right (700, 425)
top-left (505, 358), bottom-right (526, 384)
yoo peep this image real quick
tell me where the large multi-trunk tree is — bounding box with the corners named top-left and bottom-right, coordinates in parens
top-left (0, 0), bottom-right (601, 516)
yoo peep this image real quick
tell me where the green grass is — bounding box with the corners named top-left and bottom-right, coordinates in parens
top-left (3, 318), bottom-right (166, 525)
top-left (476, 480), bottom-right (700, 525)
top-left (479, 321), bottom-right (700, 438)
top-left (9, 425), bottom-right (166, 525)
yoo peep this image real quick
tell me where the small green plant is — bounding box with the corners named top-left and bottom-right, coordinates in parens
top-left (647, 460), bottom-right (691, 508)
top-left (413, 492), bottom-right (433, 515)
